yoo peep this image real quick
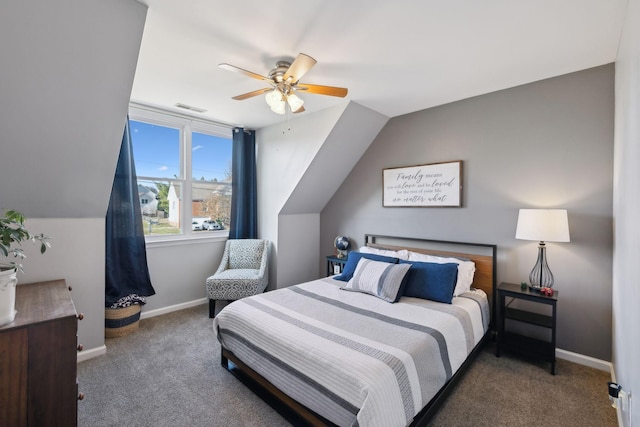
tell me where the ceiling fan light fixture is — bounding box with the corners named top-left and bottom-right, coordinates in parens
top-left (270, 100), bottom-right (286, 115)
top-left (221, 53), bottom-right (348, 117)
top-left (286, 93), bottom-right (304, 112)
top-left (265, 89), bottom-right (283, 108)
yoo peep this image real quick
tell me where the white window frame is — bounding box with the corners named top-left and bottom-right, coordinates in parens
top-left (128, 102), bottom-right (232, 246)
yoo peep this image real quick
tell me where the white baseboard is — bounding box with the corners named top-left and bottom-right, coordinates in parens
top-left (76, 298), bottom-right (208, 364)
top-left (140, 297), bottom-right (208, 320)
top-left (556, 348), bottom-right (613, 373)
top-left (77, 344), bottom-right (107, 363)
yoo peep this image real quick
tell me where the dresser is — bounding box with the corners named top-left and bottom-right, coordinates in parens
top-left (0, 279), bottom-right (83, 426)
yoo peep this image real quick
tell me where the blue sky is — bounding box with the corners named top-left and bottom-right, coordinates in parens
top-left (130, 120), bottom-right (232, 181)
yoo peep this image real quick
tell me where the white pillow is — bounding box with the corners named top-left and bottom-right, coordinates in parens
top-left (407, 251), bottom-right (476, 296)
top-left (358, 246), bottom-right (410, 260)
top-left (341, 258), bottom-right (411, 303)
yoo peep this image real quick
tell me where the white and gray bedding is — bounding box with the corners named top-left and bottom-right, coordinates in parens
top-left (214, 276), bottom-right (489, 427)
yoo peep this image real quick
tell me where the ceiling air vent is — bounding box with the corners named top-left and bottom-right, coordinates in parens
top-left (174, 103), bottom-right (207, 113)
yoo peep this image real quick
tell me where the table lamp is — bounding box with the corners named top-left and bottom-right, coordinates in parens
top-left (515, 209), bottom-right (570, 289)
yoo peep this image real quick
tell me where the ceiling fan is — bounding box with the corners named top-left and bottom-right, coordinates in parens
top-left (219, 53), bottom-right (348, 115)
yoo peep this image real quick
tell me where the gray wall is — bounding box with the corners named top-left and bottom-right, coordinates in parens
top-left (144, 239), bottom-right (225, 312)
top-left (321, 64), bottom-right (614, 361)
top-left (613, 0), bottom-right (640, 423)
top-left (0, 0), bottom-right (147, 355)
top-left (0, 0), bottom-right (146, 218)
top-left (258, 102), bottom-right (387, 289)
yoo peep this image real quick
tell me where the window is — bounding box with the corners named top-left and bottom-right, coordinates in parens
top-left (128, 105), bottom-right (233, 238)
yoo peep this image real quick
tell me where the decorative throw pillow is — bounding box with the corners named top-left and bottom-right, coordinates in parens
top-left (406, 252), bottom-right (475, 296)
top-left (400, 260), bottom-right (459, 304)
top-left (341, 259), bottom-right (411, 303)
top-left (333, 251), bottom-right (399, 282)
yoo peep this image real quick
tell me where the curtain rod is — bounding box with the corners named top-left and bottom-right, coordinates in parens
top-left (234, 128), bottom-right (254, 134)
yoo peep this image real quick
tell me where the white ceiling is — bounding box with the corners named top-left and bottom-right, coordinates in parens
top-left (131, 0), bottom-right (627, 130)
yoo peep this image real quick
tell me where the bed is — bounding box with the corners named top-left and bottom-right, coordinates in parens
top-left (213, 234), bottom-right (497, 426)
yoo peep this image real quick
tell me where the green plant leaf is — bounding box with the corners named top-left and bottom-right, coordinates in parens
top-left (0, 209), bottom-right (50, 273)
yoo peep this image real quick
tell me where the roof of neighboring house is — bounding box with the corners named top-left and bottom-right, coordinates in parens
top-left (170, 181), bottom-right (231, 201)
top-left (138, 184), bottom-right (156, 197)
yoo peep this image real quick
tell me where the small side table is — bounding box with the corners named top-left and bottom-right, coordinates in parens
top-left (326, 255), bottom-right (347, 276)
top-left (496, 282), bottom-right (558, 374)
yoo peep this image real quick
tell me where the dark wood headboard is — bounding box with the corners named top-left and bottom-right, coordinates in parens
top-left (364, 234), bottom-right (497, 324)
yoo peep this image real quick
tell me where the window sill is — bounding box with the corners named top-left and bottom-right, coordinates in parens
top-left (145, 231), bottom-right (228, 249)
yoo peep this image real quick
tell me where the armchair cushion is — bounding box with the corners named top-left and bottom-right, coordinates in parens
top-left (227, 239), bottom-right (267, 270)
top-left (215, 269), bottom-right (262, 281)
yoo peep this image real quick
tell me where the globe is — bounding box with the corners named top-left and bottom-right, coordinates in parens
top-left (334, 236), bottom-right (350, 258)
top-left (334, 236), bottom-right (350, 251)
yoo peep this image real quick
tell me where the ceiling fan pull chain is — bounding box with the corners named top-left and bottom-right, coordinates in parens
top-left (281, 107), bottom-right (288, 134)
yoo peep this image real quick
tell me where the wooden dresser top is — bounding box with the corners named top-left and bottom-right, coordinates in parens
top-left (0, 279), bottom-right (76, 331)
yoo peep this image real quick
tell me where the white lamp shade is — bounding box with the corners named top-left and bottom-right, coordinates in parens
top-left (286, 93), bottom-right (304, 112)
top-left (265, 89), bottom-right (283, 108)
top-left (270, 100), bottom-right (286, 115)
top-left (515, 209), bottom-right (570, 242)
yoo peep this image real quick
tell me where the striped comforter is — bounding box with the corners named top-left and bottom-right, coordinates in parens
top-left (214, 277), bottom-right (489, 427)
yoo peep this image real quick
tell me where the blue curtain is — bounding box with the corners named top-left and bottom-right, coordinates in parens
top-left (105, 118), bottom-right (155, 308)
top-left (228, 127), bottom-right (258, 239)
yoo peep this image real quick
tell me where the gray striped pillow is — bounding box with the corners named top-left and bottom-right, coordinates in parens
top-left (341, 258), bottom-right (411, 303)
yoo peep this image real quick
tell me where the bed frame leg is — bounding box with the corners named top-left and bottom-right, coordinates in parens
top-left (221, 353), bottom-right (229, 369)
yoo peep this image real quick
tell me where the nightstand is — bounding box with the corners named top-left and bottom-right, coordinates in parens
top-left (496, 282), bottom-right (558, 374)
top-left (326, 255), bottom-right (347, 276)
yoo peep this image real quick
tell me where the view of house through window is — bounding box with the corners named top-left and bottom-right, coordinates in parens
top-left (129, 114), bottom-right (232, 237)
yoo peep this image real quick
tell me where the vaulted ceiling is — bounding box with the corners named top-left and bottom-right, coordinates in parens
top-left (132, 0), bottom-right (627, 129)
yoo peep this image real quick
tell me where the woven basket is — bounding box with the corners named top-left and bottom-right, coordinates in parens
top-left (105, 304), bottom-right (142, 338)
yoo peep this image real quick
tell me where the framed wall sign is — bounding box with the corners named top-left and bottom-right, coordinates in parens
top-left (383, 160), bottom-right (463, 207)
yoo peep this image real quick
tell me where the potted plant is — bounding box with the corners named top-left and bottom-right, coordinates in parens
top-left (0, 209), bottom-right (51, 326)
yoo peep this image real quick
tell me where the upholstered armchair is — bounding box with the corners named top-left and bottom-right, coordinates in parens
top-left (206, 239), bottom-right (269, 318)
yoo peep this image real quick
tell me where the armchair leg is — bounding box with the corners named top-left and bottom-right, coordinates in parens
top-left (209, 299), bottom-right (216, 318)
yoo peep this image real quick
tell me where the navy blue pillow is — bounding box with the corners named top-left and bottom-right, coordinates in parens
top-left (333, 252), bottom-right (399, 282)
top-left (399, 260), bottom-right (459, 304)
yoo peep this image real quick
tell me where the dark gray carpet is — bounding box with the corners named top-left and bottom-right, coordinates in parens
top-left (77, 304), bottom-right (616, 427)
top-left (428, 345), bottom-right (617, 427)
top-left (78, 304), bottom-right (289, 427)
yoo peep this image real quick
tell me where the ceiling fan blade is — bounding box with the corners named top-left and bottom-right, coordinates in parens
top-left (295, 83), bottom-right (348, 98)
top-left (231, 87), bottom-right (272, 100)
top-left (219, 63), bottom-right (272, 82)
top-left (283, 53), bottom-right (317, 84)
